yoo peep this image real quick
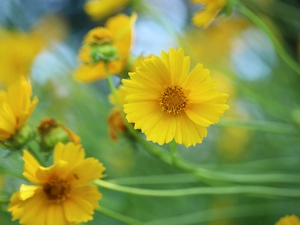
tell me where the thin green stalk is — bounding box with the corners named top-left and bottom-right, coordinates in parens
top-left (233, 2), bottom-right (300, 75)
top-left (108, 173), bottom-right (198, 185)
top-left (95, 179), bottom-right (300, 198)
top-left (168, 141), bottom-right (178, 164)
top-left (96, 207), bottom-right (144, 225)
top-left (145, 202), bottom-right (294, 225)
top-left (217, 118), bottom-right (300, 136)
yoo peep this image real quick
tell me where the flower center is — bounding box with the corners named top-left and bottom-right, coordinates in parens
top-left (160, 86), bottom-right (188, 115)
top-left (43, 178), bottom-right (71, 204)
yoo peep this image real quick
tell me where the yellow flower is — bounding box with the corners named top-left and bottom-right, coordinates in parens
top-left (75, 13), bottom-right (137, 82)
top-left (0, 28), bottom-right (44, 87)
top-left (8, 142), bottom-right (105, 225)
top-left (122, 48), bottom-right (229, 147)
top-left (0, 77), bottom-right (38, 141)
top-left (84, 0), bottom-right (129, 20)
top-left (192, 0), bottom-right (226, 28)
top-left (276, 215), bottom-right (300, 225)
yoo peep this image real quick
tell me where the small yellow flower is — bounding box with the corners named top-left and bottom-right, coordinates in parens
top-left (122, 48), bottom-right (229, 147)
top-left (75, 13), bottom-right (137, 82)
top-left (192, 0), bottom-right (226, 28)
top-left (276, 215), bottom-right (300, 225)
top-left (0, 28), bottom-right (43, 86)
top-left (0, 77), bottom-right (38, 141)
top-left (84, 0), bottom-right (129, 20)
top-left (8, 142), bottom-right (105, 225)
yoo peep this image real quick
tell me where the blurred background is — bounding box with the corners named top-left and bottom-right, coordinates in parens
top-left (0, 0), bottom-right (300, 224)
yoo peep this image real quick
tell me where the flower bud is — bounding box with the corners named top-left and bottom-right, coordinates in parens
top-left (38, 118), bottom-right (80, 152)
top-left (90, 44), bottom-right (118, 63)
top-left (0, 126), bottom-right (34, 150)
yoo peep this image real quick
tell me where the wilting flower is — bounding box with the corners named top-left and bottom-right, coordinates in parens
top-left (0, 28), bottom-right (43, 87)
top-left (38, 117), bottom-right (81, 151)
top-left (275, 215), bottom-right (300, 225)
top-left (75, 13), bottom-right (137, 82)
top-left (0, 77), bottom-right (38, 142)
top-left (107, 87), bottom-right (127, 141)
top-left (84, 0), bottom-right (129, 20)
top-left (122, 48), bottom-right (229, 147)
top-left (192, 0), bottom-right (226, 28)
top-left (8, 142), bottom-right (105, 225)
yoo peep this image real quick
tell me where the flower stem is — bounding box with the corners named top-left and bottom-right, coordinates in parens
top-left (96, 206), bottom-right (144, 225)
top-left (233, 2), bottom-right (300, 75)
top-left (144, 201), bottom-right (296, 225)
top-left (95, 179), bottom-right (300, 197)
top-left (217, 118), bottom-right (300, 136)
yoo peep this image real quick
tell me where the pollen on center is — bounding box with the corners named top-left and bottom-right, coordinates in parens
top-left (43, 177), bottom-right (71, 204)
top-left (159, 86), bottom-right (188, 115)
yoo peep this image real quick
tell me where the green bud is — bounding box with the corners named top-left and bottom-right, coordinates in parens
top-left (90, 44), bottom-right (118, 63)
top-left (39, 126), bottom-right (69, 152)
top-left (0, 126), bottom-right (34, 150)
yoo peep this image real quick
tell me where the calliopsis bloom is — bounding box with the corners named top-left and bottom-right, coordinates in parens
top-left (0, 29), bottom-right (43, 87)
top-left (192, 0), bottom-right (226, 28)
top-left (8, 142), bottom-right (105, 225)
top-left (122, 48), bottom-right (229, 147)
top-left (275, 215), bottom-right (300, 225)
top-left (0, 77), bottom-right (38, 141)
top-left (75, 13), bottom-right (137, 82)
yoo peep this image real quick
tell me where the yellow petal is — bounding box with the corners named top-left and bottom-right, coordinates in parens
top-left (19, 184), bottom-right (39, 201)
top-left (64, 186), bottom-right (102, 223)
top-left (22, 150), bottom-right (42, 184)
top-left (69, 158), bottom-right (106, 186)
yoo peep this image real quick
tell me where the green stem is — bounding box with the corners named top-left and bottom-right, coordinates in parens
top-left (233, 2), bottom-right (300, 75)
top-left (216, 118), bottom-right (300, 136)
top-left (95, 179), bottom-right (300, 197)
top-left (96, 207), bottom-right (144, 225)
top-left (108, 173), bottom-right (198, 185)
top-left (168, 141), bottom-right (178, 164)
top-left (145, 202), bottom-right (295, 225)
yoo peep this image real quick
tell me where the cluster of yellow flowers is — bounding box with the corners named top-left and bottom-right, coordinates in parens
top-left (1, 0), bottom-right (299, 224)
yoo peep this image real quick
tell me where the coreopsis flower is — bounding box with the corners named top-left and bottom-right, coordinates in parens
top-left (122, 48), bottom-right (229, 147)
top-left (75, 13), bottom-right (137, 82)
top-left (0, 28), bottom-right (43, 86)
top-left (0, 77), bottom-right (38, 143)
top-left (84, 0), bottom-right (129, 20)
top-left (8, 142), bottom-right (105, 225)
top-left (276, 215), bottom-right (300, 225)
top-left (192, 0), bottom-right (226, 28)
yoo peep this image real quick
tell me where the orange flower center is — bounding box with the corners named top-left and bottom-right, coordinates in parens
top-left (86, 27), bottom-right (112, 45)
top-left (160, 86), bottom-right (188, 115)
top-left (43, 178), bottom-right (71, 204)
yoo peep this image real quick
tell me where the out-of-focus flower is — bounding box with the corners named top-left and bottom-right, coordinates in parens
top-left (185, 17), bottom-right (249, 64)
top-left (275, 215), bottom-right (300, 225)
top-left (8, 142), bottom-right (105, 225)
top-left (107, 87), bottom-right (127, 141)
top-left (0, 28), bottom-right (44, 86)
top-left (0, 77), bottom-right (38, 146)
top-left (33, 14), bottom-right (69, 43)
top-left (122, 48), bottom-right (229, 147)
top-left (192, 0), bottom-right (227, 28)
top-left (84, 0), bottom-right (129, 20)
top-left (75, 13), bottom-right (137, 82)
top-left (38, 117), bottom-right (81, 151)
